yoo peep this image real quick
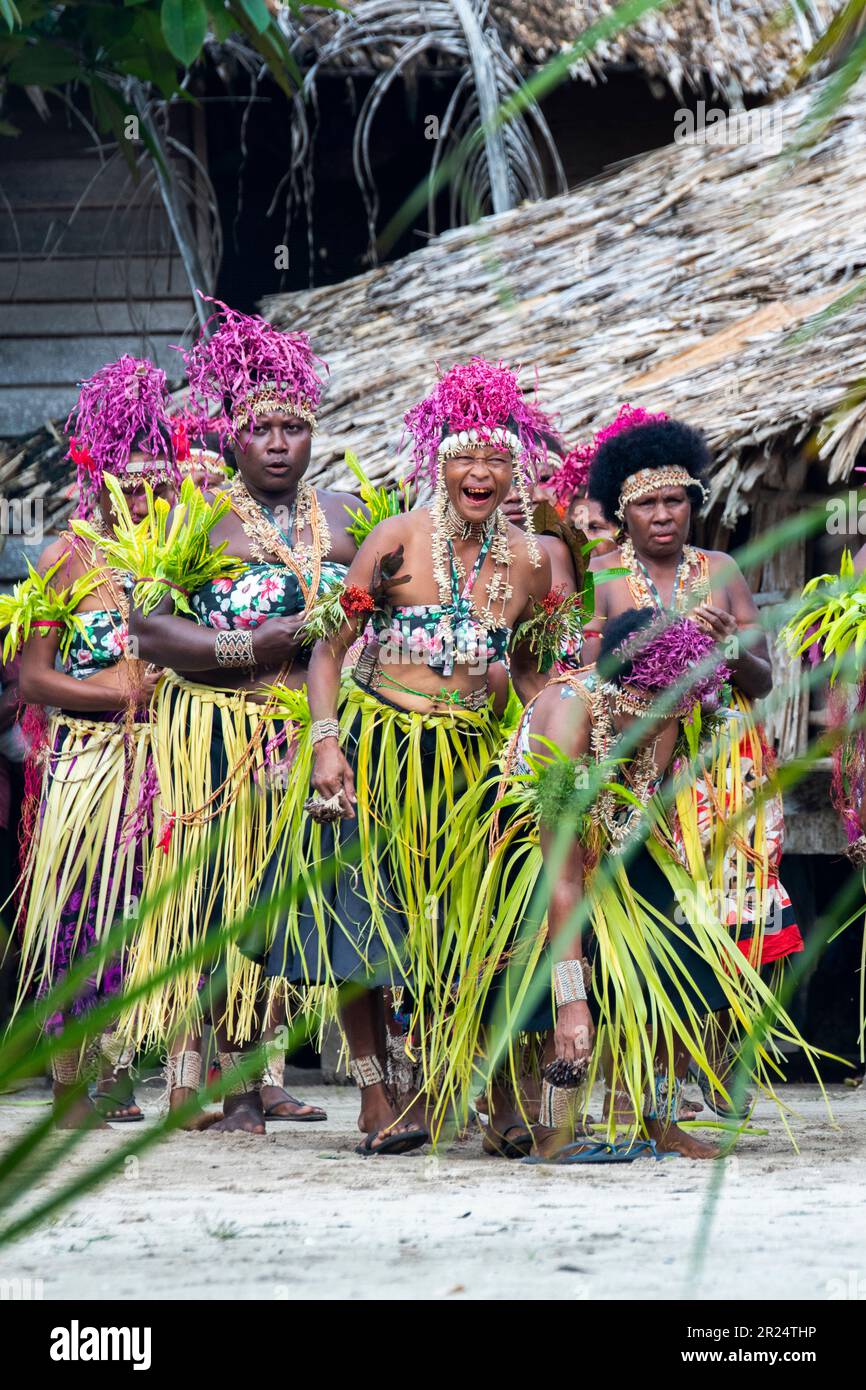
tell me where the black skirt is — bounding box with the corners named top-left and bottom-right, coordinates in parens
top-left (261, 692), bottom-right (453, 988)
top-left (482, 841), bottom-right (731, 1036)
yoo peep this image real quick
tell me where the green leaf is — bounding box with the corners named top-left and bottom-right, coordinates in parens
top-left (0, 119), bottom-right (20, 135)
top-left (0, 0), bottom-right (20, 32)
top-left (87, 77), bottom-right (140, 174)
top-left (7, 41), bottom-right (80, 85)
top-left (108, 14), bottom-right (183, 98)
top-left (160, 0), bottom-right (207, 66)
top-left (206, 0), bottom-right (236, 41)
top-left (230, 5), bottom-right (300, 92)
top-left (237, 0), bottom-right (270, 34)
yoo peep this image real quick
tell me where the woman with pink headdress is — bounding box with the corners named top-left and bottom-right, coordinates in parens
top-left (262, 358), bottom-right (565, 1154)
top-left (121, 297), bottom-right (361, 1135)
top-left (12, 357), bottom-right (179, 1128)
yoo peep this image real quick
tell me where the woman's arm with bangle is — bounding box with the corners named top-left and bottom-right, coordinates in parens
top-left (129, 594), bottom-right (306, 671)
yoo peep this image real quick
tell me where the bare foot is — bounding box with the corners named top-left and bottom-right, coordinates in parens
top-left (678, 1094), bottom-right (704, 1121)
top-left (53, 1087), bottom-right (109, 1131)
top-left (169, 1088), bottom-right (223, 1131)
top-left (208, 1092), bottom-right (267, 1136)
top-left (260, 1085), bottom-right (327, 1121)
top-left (700, 1083), bottom-right (753, 1119)
top-left (392, 1087), bottom-right (429, 1131)
top-left (358, 1081), bottom-right (426, 1151)
top-left (647, 1118), bottom-right (721, 1160)
top-left (530, 1122), bottom-right (597, 1161)
top-left (602, 1087), bottom-right (640, 1129)
top-left (482, 1089), bottom-right (533, 1157)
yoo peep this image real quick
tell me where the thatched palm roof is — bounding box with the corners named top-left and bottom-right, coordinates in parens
top-left (290, 0), bottom-right (843, 99)
top-left (263, 77), bottom-right (866, 525)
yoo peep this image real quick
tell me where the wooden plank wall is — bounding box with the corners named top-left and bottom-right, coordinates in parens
top-left (0, 102), bottom-right (198, 436)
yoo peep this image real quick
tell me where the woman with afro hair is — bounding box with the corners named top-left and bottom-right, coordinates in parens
top-left (580, 406), bottom-right (804, 1122)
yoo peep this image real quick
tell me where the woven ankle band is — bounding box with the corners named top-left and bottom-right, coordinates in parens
top-left (166, 1050), bottom-right (202, 1093)
top-left (349, 1054), bottom-right (385, 1088)
top-left (645, 1070), bottom-right (683, 1121)
top-left (219, 1051), bottom-right (261, 1096)
top-left (261, 1047), bottom-right (285, 1091)
top-left (101, 1031), bottom-right (135, 1074)
top-left (51, 1048), bottom-right (83, 1086)
top-left (539, 1078), bottom-right (581, 1130)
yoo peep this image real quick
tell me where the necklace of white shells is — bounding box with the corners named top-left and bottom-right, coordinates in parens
top-left (429, 482), bottom-right (513, 664)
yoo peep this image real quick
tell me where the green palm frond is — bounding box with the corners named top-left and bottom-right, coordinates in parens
top-left (781, 548), bottom-right (866, 682)
top-left (0, 557), bottom-right (101, 663)
top-left (259, 682), bottom-right (313, 725)
top-left (71, 476), bottom-right (245, 618)
top-left (342, 451), bottom-right (406, 547)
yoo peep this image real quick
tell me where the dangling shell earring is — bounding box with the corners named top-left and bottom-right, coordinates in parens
top-left (514, 464), bottom-right (541, 567)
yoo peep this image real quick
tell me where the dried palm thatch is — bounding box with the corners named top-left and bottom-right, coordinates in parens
top-left (0, 425), bottom-right (75, 538)
top-left (268, 1), bottom-right (842, 258)
top-left (264, 76), bottom-right (866, 528)
top-left (289, 0), bottom-right (845, 99)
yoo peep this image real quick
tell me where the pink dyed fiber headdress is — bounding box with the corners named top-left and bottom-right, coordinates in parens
top-left (179, 294), bottom-right (327, 441)
top-left (551, 404), bottom-right (668, 507)
top-left (402, 356), bottom-right (560, 486)
top-left (65, 356), bottom-right (178, 519)
top-left (618, 615), bottom-right (730, 714)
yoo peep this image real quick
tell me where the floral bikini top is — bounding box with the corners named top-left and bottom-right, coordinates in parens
top-left (191, 561), bottom-right (347, 631)
top-left (67, 609), bottom-right (130, 679)
top-left (377, 532), bottom-right (510, 678)
top-left (65, 561), bottom-right (134, 680)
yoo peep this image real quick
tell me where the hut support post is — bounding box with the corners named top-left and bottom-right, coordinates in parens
top-left (128, 81), bottom-right (211, 335)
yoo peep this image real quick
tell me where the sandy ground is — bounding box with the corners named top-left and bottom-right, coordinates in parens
top-left (0, 1078), bottom-right (864, 1301)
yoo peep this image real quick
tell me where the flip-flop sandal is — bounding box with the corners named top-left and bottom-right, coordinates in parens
top-left (263, 1093), bottom-right (328, 1123)
top-left (92, 1090), bottom-right (145, 1123)
top-left (355, 1126), bottom-right (429, 1157)
top-left (481, 1124), bottom-right (534, 1159)
top-left (524, 1138), bottom-right (676, 1166)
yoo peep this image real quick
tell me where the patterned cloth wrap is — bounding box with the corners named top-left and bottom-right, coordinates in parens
top-left (378, 603), bottom-right (510, 672)
top-left (67, 608), bottom-right (129, 677)
top-left (191, 560), bottom-right (347, 630)
top-left (375, 529), bottom-right (509, 677)
top-left (556, 628), bottom-right (584, 672)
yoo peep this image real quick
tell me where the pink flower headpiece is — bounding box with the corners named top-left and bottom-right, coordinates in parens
top-left (402, 357), bottom-right (560, 486)
top-left (178, 293), bottom-right (327, 442)
top-left (551, 403), bottom-right (668, 508)
top-left (65, 356), bottom-right (178, 519)
top-left (617, 615), bottom-right (730, 715)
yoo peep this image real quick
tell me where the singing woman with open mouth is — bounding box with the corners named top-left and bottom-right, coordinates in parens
top-left (261, 358), bottom-right (574, 1154)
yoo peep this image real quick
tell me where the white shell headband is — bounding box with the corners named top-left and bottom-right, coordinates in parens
top-left (437, 427), bottom-right (522, 461)
top-left (616, 465), bottom-right (709, 520)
